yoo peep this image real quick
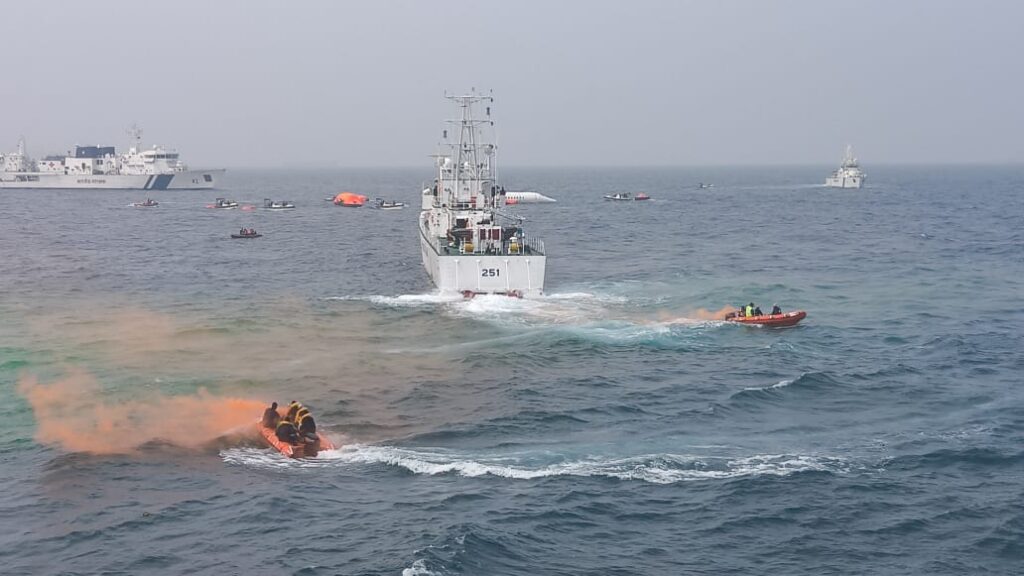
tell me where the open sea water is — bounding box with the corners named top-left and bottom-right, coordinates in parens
top-left (1, 166), bottom-right (1022, 575)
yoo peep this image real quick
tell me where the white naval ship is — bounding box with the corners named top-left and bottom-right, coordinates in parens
top-left (824, 145), bottom-right (866, 188)
top-left (0, 127), bottom-right (225, 189)
top-left (419, 93), bottom-right (546, 298)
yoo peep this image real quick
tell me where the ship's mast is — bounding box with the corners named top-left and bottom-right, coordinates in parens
top-left (843, 144), bottom-right (857, 167)
top-left (127, 124), bottom-right (143, 153)
top-left (444, 91), bottom-right (495, 204)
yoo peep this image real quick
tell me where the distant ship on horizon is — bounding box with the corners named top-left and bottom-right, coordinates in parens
top-left (0, 126), bottom-right (224, 189)
top-left (825, 145), bottom-right (866, 189)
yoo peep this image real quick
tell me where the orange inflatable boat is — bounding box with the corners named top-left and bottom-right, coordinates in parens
top-left (726, 310), bottom-right (807, 327)
top-left (257, 419), bottom-right (336, 458)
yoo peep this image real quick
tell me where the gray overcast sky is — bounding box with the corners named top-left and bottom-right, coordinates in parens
top-left (2, 0), bottom-right (1021, 167)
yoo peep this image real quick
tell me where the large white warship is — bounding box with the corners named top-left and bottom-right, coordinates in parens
top-left (824, 145), bottom-right (866, 189)
top-left (419, 93), bottom-right (546, 298)
top-left (0, 127), bottom-right (224, 189)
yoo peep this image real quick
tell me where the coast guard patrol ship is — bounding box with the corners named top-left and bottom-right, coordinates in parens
top-left (419, 93), bottom-right (547, 298)
top-left (0, 126), bottom-right (224, 189)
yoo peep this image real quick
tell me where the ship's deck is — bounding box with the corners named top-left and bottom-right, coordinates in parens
top-left (425, 234), bottom-right (544, 257)
top-left (419, 217), bottom-right (544, 257)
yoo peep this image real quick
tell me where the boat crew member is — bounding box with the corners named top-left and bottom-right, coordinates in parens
top-left (298, 412), bottom-right (316, 436)
top-left (275, 419), bottom-right (298, 443)
top-left (261, 402), bottom-right (280, 428)
top-left (745, 303), bottom-right (754, 317)
top-left (285, 401), bottom-right (302, 423)
top-left (294, 406), bottom-right (310, 426)
top-left (754, 306), bottom-right (763, 316)
top-left (771, 304), bottom-right (782, 315)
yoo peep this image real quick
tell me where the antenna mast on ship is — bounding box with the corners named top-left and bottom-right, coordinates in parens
top-left (127, 124), bottom-right (143, 153)
top-left (843, 144), bottom-right (857, 167)
top-left (445, 90), bottom-right (495, 196)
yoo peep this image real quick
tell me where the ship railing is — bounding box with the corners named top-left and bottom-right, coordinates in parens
top-left (508, 236), bottom-right (544, 255)
top-left (451, 237), bottom-right (545, 256)
top-left (431, 234), bottom-right (545, 257)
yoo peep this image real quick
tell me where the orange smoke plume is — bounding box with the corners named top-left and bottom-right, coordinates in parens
top-left (652, 305), bottom-right (738, 323)
top-left (18, 368), bottom-right (265, 454)
top-left (690, 305), bottom-right (739, 321)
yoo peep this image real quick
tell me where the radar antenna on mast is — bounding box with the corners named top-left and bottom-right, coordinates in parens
top-left (127, 124), bottom-right (143, 151)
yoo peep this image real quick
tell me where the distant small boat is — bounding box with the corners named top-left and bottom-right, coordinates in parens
top-left (231, 229), bottom-right (262, 239)
top-left (208, 198), bottom-right (238, 209)
top-left (374, 198), bottom-right (406, 210)
top-left (263, 198), bottom-right (295, 210)
top-left (604, 192), bottom-right (649, 201)
top-left (132, 198), bottom-right (159, 207)
top-left (604, 192), bottom-right (633, 201)
top-left (697, 183), bottom-right (714, 190)
top-left (726, 310), bottom-right (806, 327)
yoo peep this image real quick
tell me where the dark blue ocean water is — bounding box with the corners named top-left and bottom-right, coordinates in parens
top-left (1, 166), bottom-right (1023, 575)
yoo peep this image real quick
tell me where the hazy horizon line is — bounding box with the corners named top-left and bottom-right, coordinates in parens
top-left (216, 161), bottom-right (1024, 170)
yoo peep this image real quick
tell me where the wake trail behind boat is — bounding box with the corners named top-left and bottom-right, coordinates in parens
top-left (221, 444), bottom-right (852, 484)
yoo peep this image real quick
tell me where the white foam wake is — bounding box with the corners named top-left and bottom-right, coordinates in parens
top-left (221, 444), bottom-right (847, 484)
top-left (323, 293), bottom-right (464, 306)
top-left (742, 377), bottom-right (796, 392)
top-left (402, 559), bottom-right (440, 576)
top-left (322, 290), bottom-right (721, 343)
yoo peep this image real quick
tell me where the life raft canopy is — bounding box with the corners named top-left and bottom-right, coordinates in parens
top-left (333, 192), bottom-right (368, 205)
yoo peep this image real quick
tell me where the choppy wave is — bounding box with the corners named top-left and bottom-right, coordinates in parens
top-left (731, 371), bottom-right (847, 401)
top-left (402, 559), bottom-right (442, 576)
top-left (742, 377), bottom-right (796, 392)
top-left (221, 444), bottom-right (848, 483)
